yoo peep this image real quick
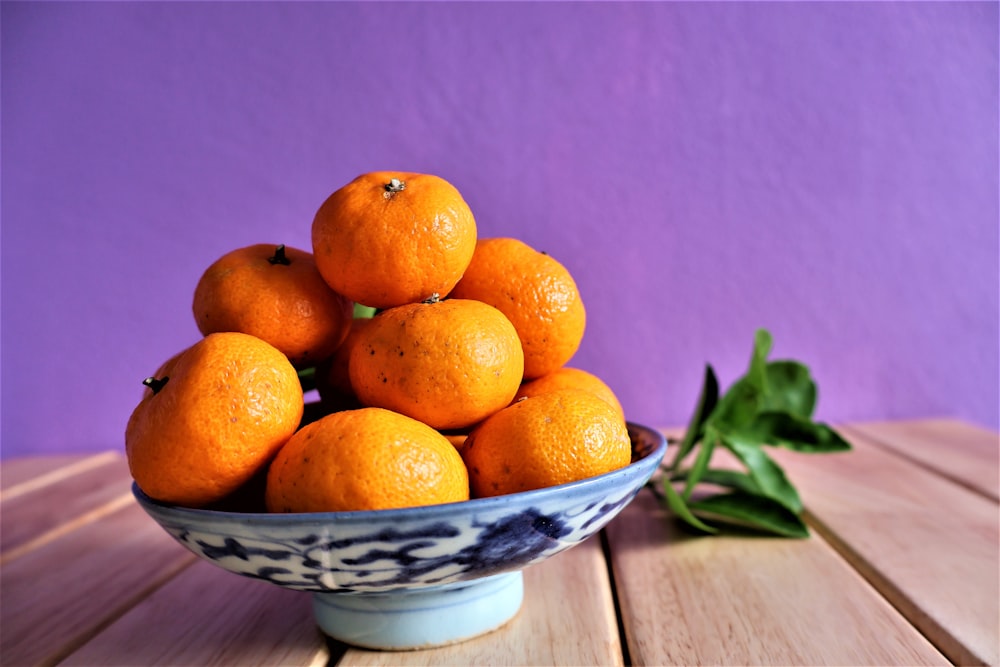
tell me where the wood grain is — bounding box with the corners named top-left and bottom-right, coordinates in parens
top-left (0, 498), bottom-right (195, 666)
top-left (844, 418), bottom-right (999, 501)
top-left (336, 534), bottom-right (624, 666)
top-left (1, 420), bottom-right (994, 667)
top-left (62, 559), bottom-right (329, 667)
top-left (605, 488), bottom-right (949, 666)
top-left (0, 451), bottom-right (119, 499)
top-left (772, 427), bottom-right (999, 666)
top-left (1, 451), bottom-right (134, 557)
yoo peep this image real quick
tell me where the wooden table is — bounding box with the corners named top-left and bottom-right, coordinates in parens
top-left (2, 418), bottom-right (997, 666)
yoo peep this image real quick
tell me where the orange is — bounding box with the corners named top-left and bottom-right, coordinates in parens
top-left (138, 344), bottom-right (190, 399)
top-left (462, 389), bottom-right (631, 498)
top-left (440, 430), bottom-right (470, 454)
top-left (514, 367), bottom-right (625, 420)
top-left (314, 317), bottom-right (374, 412)
top-left (311, 172), bottom-right (477, 310)
top-left (349, 298), bottom-right (524, 430)
top-left (265, 407), bottom-right (469, 512)
top-left (125, 332), bottom-right (304, 508)
top-left (449, 237), bottom-right (586, 379)
top-left (192, 244), bottom-right (353, 368)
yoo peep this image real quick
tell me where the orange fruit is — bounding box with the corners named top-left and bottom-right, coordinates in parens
top-left (314, 317), bottom-right (375, 412)
top-left (138, 345), bottom-right (190, 399)
top-left (265, 407), bottom-right (469, 512)
top-left (514, 367), bottom-right (625, 420)
top-left (440, 431), bottom-right (470, 454)
top-left (192, 243), bottom-right (353, 368)
top-left (349, 298), bottom-right (524, 430)
top-left (125, 332), bottom-right (304, 508)
top-left (311, 171), bottom-right (477, 309)
top-left (462, 389), bottom-right (631, 498)
top-left (449, 237), bottom-right (586, 379)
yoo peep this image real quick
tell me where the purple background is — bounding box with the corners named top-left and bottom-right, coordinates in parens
top-left (2, 2), bottom-right (997, 459)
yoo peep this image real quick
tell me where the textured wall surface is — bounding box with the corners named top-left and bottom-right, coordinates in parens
top-left (2, 2), bottom-right (997, 458)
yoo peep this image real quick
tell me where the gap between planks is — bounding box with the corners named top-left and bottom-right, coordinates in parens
top-left (840, 421), bottom-right (999, 503)
top-left (606, 489), bottom-right (948, 666)
top-left (334, 535), bottom-right (624, 667)
top-left (46, 552), bottom-right (198, 667)
top-left (0, 496), bottom-right (200, 667)
top-left (0, 450), bottom-right (122, 501)
top-left (601, 529), bottom-right (633, 667)
top-left (774, 429), bottom-right (999, 667)
top-left (59, 558), bottom-right (328, 667)
top-left (801, 507), bottom-right (985, 667)
top-left (1, 491), bottom-right (135, 565)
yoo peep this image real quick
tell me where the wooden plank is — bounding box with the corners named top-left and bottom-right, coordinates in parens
top-left (605, 489), bottom-right (949, 666)
top-left (844, 419), bottom-right (999, 501)
top-left (337, 534), bottom-right (623, 666)
top-left (0, 451), bottom-right (118, 498)
top-left (1, 451), bottom-right (134, 557)
top-left (62, 559), bottom-right (329, 667)
top-left (772, 430), bottom-right (999, 667)
top-left (0, 498), bottom-right (196, 666)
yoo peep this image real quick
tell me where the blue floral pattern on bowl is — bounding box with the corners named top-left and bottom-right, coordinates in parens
top-left (134, 422), bottom-right (666, 595)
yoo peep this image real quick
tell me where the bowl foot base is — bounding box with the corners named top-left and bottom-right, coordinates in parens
top-left (312, 571), bottom-right (524, 650)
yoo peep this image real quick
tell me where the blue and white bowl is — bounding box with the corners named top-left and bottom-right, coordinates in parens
top-left (133, 422), bottom-right (666, 650)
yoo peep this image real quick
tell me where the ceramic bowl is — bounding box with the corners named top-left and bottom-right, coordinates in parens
top-left (133, 422), bottom-right (666, 650)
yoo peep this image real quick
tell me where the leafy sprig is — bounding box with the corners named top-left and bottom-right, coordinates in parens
top-left (659, 329), bottom-right (851, 537)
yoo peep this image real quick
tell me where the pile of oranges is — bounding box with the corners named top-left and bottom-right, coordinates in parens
top-left (125, 171), bottom-right (632, 512)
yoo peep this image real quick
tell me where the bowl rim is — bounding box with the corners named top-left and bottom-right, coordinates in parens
top-left (132, 421), bottom-right (667, 525)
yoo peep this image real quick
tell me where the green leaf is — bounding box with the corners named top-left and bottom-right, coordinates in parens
top-left (353, 303), bottom-right (377, 319)
top-left (682, 430), bottom-right (717, 499)
top-left (708, 376), bottom-right (762, 432)
top-left (670, 365), bottom-right (719, 469)
top-left (706, 329), bottom-right (774, 433)
top-left (747, 328), bottom-right (773, 390)
top-left (688, 491), bottom-right (810, 538)
top-left (744, 411), bottom-right (853, 453)
top-left (722, 436), bottom-right (803, 513)
top-left (661, 327), bottom-right (848, 540)
top-left (661, 478), bottom-right (718, 534)
top-left (694, 468), bottom-right (762, 495)
top-left (762, 360), bottom-right (817, 418)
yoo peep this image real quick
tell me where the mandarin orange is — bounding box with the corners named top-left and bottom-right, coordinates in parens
top-left (314, 317), bottom-right (374, 412)
top-left (514, 367), bottom-right (625, 419)
top-left (349, 298), bottom-right (524, 430)
top-left (192, 244), bottom-right (353, 368)
top-left (449, 237), bottom-right (585, 379)
top-left (125, 332), bottom-right (304, 508)
top-left (265, 407), bottom-right (469, 512)
top-left (440, 431), bottom-right (470, 454)
top-left (139, 344), bottom-right (190, 399)
top-left (462, 389), bottom-right (631, 498)
top-left (311, 172), bottom-right (477, 309)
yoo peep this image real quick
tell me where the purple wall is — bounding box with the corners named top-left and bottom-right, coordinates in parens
top-left (3, 2), bottom-right (997, 458)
